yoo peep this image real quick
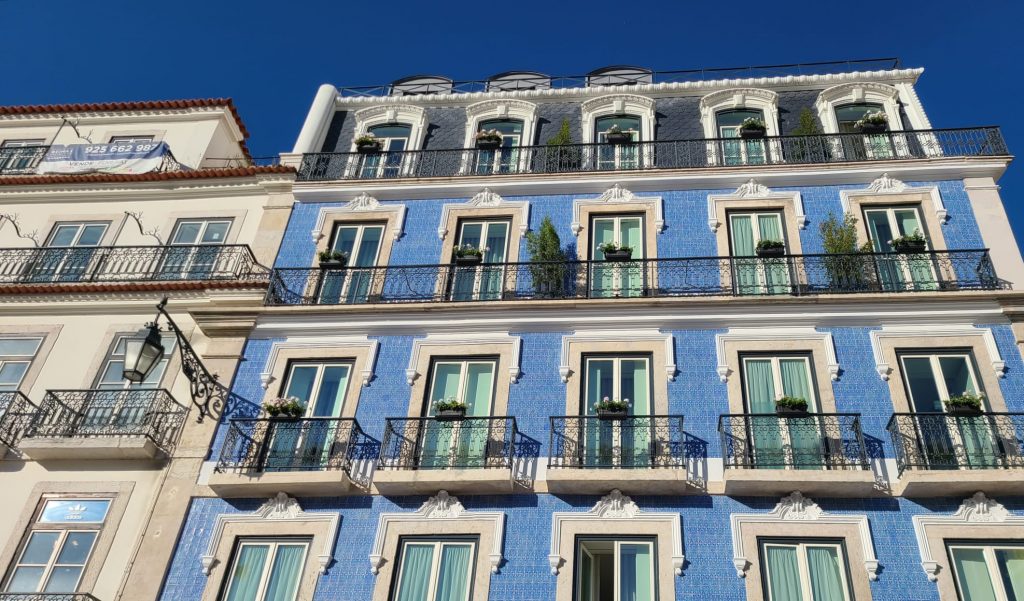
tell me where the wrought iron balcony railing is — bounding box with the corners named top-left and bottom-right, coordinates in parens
top-left (719, 413), bottom-right (869, 470)
top-left (27, 389), bottom-right (187, 453)
top-left (0, 146), bottom-right (49, 175)
top-left (297, 127), bottom-right (1007, 181)
top-left (0, 244), bottom-right (267, 286)
top-left (0, 391), bottom-right (37, 449)
top-left (887, 412), bottom-right (1024, 474)
top-left (0, 595), bottom-right (101, 601)
top-left (378, 416), bottom-right (517, 470)
top-left (266, 249), bottom-right (998, 306)
top-left (548, 415), bottom-right (686, 469)
top-left (216, 417), bottom-right (367, 473)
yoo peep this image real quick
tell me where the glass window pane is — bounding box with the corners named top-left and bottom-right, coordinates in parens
top-left (311, 365), bottom-right (350, 417)
top-left (224, 544), bottom-right (270, 601)
top-left (620, 543), bottom-right (653, 601)
top-left (283, 366), bottom-right (319, 407)
top-left (434, 544), bottom-right (472, 601)
top-left (779, 359), bottom-right (814, 410)
top-left (40, 500), bottom-right (111, 523)
top-left (429, 363), bottom-right (464, 411)
top-left (354, 226), bottom-right (384, 267)
top-left (54, 531), bottom-right (96, 565)
top-left (332, 226), bottom-right (359, 256)
top-left (0, 338), bottom-right (42, 356)
top-left (483, 223), bottom-right (509, 263)
top-left (396, 543), bottom-right (435, 601)
top-left (585, 359), bottom-right (615, 415)
top-left (368, 124), bottom-right (412, 139)
top-left (263, 544), bottom-right (306, 601)
top-left (757, 213), bottom-right (783, 245)
top-left (620, 359), bottom-right (649, 415)
top-left (952, 547), bottom-right (999, 601)
top-left (458, 223), bottom-right (483, 250)
top-left (6, 566), bottom-right (45, 592)
top-left (48, 225), bottom-right (80, 247)
top-left (480, 119), bottom-right (523, 135)
top-left (730, 215), bottom-right (755, 256)
top-left (806, 546), bottom-right (847, 601)
top-left (764, 545), bottom-right (803, 601)
top-left (716, 109), bottom-right (764, 128)
top-left (0, 362), bottom-right (29, 387)
top-left (865, 211), bottom-right (895, 252)
top-left (939, 356), bottom-right (977, 398)
top-left (996, 548), bottom-right (1024, 601)
top-left (744, 359), bottom-right (776, 413)
top-left (43, 566), bottom-right (83, 593)
top-left (19, 531), bottom-right (60, 564)
top-left (201, 222), bottom-right (230, 244)
top-left (172, 222), bottom-right (201, 245)
top-left (78, 225), bottom-right (106, 247)
top-left (464, 363), bottom-right (495, 417)
top-left (894, 209), bottom-right (923, 239)
top-left (620, 218), bottom-right (643, 258)
top-left (592, 219), bottom-right (616, 258)
top-left (595, 115), bottom-right (641, 137)
top-left (902, 357), bottom-right (944, 412)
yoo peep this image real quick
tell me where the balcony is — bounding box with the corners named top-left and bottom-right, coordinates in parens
top-left (0, 146), bottom-right (49, 175)
top-left (374, 416), bottom-right (517, 494)
top-left (266, 249), bottom-right (998, 307)
top-left (887, 412), bottom-right (1024, 496)
top-left (296, 127), bottom-right (1008, 181)
top-left (0, 391), bottom-right (37, 455)
top-left (210, 417), bottom-right (368, 496)
top-left (19, 389), bottom-right (187, 461)
top-left (0, 595), bottom-right (101, 601)
top-left (0, 245), bottom-right (266, 289)
top-left (547, 415), bottom-right (693, 494)
top-left (719, 413), bottom-right (875, 496)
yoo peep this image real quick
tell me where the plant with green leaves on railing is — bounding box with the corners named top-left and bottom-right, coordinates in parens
top-left (318, 249), bottom-right (348, 265)
top-left (775, 396), bottom-right (808, 411)
top-left (598, 241), bottom-right (633, 254)
top-left (454, 244), bottom-right (486, 258)
top-left (264, 396), bottom-right (304, 418)
top-left (755, 239), bottom-right (785, 251)
top-left (434, 398), bottom-right (468, 412)
top-left (525, 216), bottom-right (567, 298)
top-left (890, 229), bottom-right (927, 252)
top-left (945, 392), bottom-right (985, 412)
top-left (354, 133), bottom-right (378, 146)
top-left (820, 212), bottom-right (877, 290)
top-left (544, 118), bottom-right (580, 171)
top-left (739, 117), bottom-right (767, 138)
top-left (594, 396), bottom-right (630, 413)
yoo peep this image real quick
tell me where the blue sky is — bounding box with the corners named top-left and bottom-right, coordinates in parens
top-left (2, 0), bottom-right (1021, 238)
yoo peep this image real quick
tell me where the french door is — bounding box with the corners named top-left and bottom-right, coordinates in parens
top-left (864, 206), bottom-right (937, 291)
top-left (582, 356), bottom-right (652, 467)
top-left (761, 541), bottom-right (852, 601)
top-left (265, 362), bottom-right (351, 471)
top-left (31, 222), bottom-right (108, 282)
top-left (595, 116), bottom-right (641, 170)
top-left (393, 540), bottom-right (475, 601)
top-left (742, 356), bottom-right (822, 469)
top-left (319, 223), bottom-right (385, 304)
top-left (474, 119), bottom-right (522, 174)
top-left (577, 539), bottom-right (655, 601)
top-left (163, 218), bottom-right (231, 279)
top-left (421, 359), bottom-right (496, 468)
top-left (717, 109), bottom-right (767, 166)
top-left (449, 220), bottom-right (509, 301)
top-left (590, 215), bottom-right (644, 298)
top-left (222, 539), bottom-right (308, 601)
top-left (729, 212), bottom-right (790, 295)
top-left (358, 124), bottom-right (410, 179)
top-left (947, 543), bottom-right (1024, 601)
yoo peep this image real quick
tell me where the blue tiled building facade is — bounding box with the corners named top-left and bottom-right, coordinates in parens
top-left (160, 63), bottom-right (1024, 601)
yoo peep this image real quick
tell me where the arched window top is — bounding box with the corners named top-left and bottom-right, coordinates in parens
top-left (368, 123), bottom-right (412, 138)
top-left (479, 119), bottom-right (523, 136)
top-left (715, 109), bottom-right (765, 128)
top-left (595, 115), bottom-right (642, 140)
top-left (815, 83), bottom-right (904, 134)
top-left (699, 88), bottom-right (779, 138)
top-left (834, 103), bottom-right (887, 133)
top-left (580, 94), bottom-right (655, 144)
top-left (463, 100), bottom-right (537, 148)
top-left (352, 105), bottom-right (427, 151)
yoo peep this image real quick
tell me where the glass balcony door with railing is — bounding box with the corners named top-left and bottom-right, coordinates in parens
top-left (864, 206), bottom-right (937, 292)
top-left (595, 115), bottom-right (641, 170)
top-left (717, 109), bottom-right (767, 166)
top-left (900, 352), bottom-right (1000, 469)
top-left (160, 218), bottom-right (231, 280)
top-left (358, 124), bottom-right (411, 179)
top-left (319, 223), bottom-right (384, 304)
top-left (28, 222), bottom-right (109, 283)
top-left (449, 220), bottom-right (509, 302)
top-left (264, 362), bottom-right (351, 471)
top-left (577, 539), bottom-right (655, 601)
top-left (421, 359), bottom-right (496, 469)
top-left (583, 356), bottom-right (651, 468)
top-left (742, 355), bottom-right (821, 469)
top-left (590, 215), bottom-right (644, 298)
top-left (836, 102), bottom-right (895, 159)
top-left (729, 212), bottom-right (790, 295)
top-left (474, 119), bottom-right (522, 175)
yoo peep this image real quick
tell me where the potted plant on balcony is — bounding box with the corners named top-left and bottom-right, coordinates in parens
top-left (263, 396), bottom-right (304, 419)
top-left (526, 216), bottom-right (568, 299)
top-left (318, 249), bottom-right (348, 268)
top-left (855, 111), bottom-right (888, 134)
top-left (603, 124), bottom-right (635, 145)
top-left (945, 392), bottom-right (985, 415)
top-left (355, 133), bottom-right (383, 154)
top-left (434, 398), bottom-right (467, 420)
top-left (543, 119), bottom-right (581, 172)
top-left (775, 396), bottom-right (809, 416)
top-left (599, 241), bottom-right (633, 262)
top-left (475, 129), bottom-right (504, 150)
top-left (738, 117), bottom-right (768, 139)
top-left (454, 244), bottom-right (486, 266)
top-left (594, 397), bottom-right (630, 419)
top-left (755, 239), bottom-right (786, 258)
top-left (890, 229), bottom-right (927, 253)
top-left (820, 212), bottom-right (878, 292)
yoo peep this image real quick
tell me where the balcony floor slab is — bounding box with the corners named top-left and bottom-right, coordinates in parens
top-left (546, 468), bottom-right (698, 495)
top-left (892, 468), bottom-right (1024, 497)
top-left (722, 468), bottom-right (879, 497)
top-left (372, 468), bottom-right (514, 495)
top-left (208, 469), bottom-right (355, 497)
top-left (18, 436), bottom-right (161, 461)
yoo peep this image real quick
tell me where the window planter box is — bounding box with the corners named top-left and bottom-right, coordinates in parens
top-left (476, 139), bottom-right (502, 150)
top-left (319, 258), bottom-right (346, 269)
top-left (435, 408), bottom-right (466, 420)
top-left (356, 141), bottom-right (383, 154)
top-left (739, 126), bottom-right (767, 139)
top-left (775, 405), bottom-right (809, 417)
top-left (755, 246), bottom-right (786, 258)
top-left (454, 254), bottom-right (484, 266)
top-left (597, 408), bottom-right (628, 420)
top-left (603, 249), bottom-right (633, 262)
top-left (605, 132), bottom-right (633, 145)
top-left (946, 404), bottom-right (983, 416)
top-left (893, 240), bottom-right (927, 254)
top-left (857, 123), bottom-right (887, 135)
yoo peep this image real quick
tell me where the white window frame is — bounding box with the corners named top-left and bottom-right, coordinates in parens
top-left (583, 355), bottom-right (651, 415)
top-left (221, 539), bottom-right (310, 601)
top-left (95, 333), bottom-right (176, 390)
top-left (740, 355), bottom-right (818, 410)
top-left (473, 119), bottom-right (523, 175)
top-left (357, 125), bottom-right (413, 179)
top-left (427, 359), bottom-right (496, 415)
top-left (107, 135), bottom-right (156, 144)
top-left (946, 542), bottom-right (1024, 601)
top-left (449, 219), bottom-right (511, 302)
top-left (281, 361), bottom-right (353, 418)
top-left (170, 218), bottom-right (233, 246)
top-left (331, 222), bottom-right (385, 265)
top-left (862, 205), bottom-right (927, 251)
top-left (898, 352), bottom-right (982, 412)
top-left (463, 100), bottom-right (537, 174)
top-left (760, 540), bottom-right (852, 601)
top-left (0, 337), bottom-right (42, 392)
top-left (392, 539), bottom-right (476, 601)
top-left (575, 538), bottom-right (657, 601)
top-left (45, 222), bottom-right (109, 248)
top-left (717, 111), bottom-right (769, 166)
top-left (349, 105), bottom-right (427, 178)
top-left (728, 212), bottom-right (791, 293)
top-left (590, 215), bottom-right (645, 259)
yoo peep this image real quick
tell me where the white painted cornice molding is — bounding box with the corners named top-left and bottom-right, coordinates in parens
top-left (715, 327), bottom-right (839, 382)
top-left (407, 333), bottom-right (521, 384)
top-left (571, 184), bottom-right (664, 235)
top-left (731, 492), bottom-right (879, 580)
top-left (549, 490), bottom-right (684, 576)
top-left (707, 179), bottom-right (806, 232)
top-left (437, 189), bottom-right (530, 240)
top-left (202, 493), bottom-right (339, 576)
top-left (260, 336), bottom-right (380, 388)
top-left (840, 173), bottom-right (947, 224)
top-left (370, 491), bottom-right (505, 575)
top-left (559, 330), bottom-right (676, 382)
top-left (868, 324), bottom-right (1005, 380)
top-left (311, 192), bottom-right (407, 242)
top-left (913, 493), bottom-right (1023, 581)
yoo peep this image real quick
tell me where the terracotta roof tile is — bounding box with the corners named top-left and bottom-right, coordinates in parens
top-left (0, 165), bottom-right (294, 186)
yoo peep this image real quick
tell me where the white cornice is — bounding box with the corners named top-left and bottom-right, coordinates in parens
top-left (715, 327), bottom-right (840, 382)
top-left (332, 69), bottom-right (924, 108)
top-left (707, 179), bottom-right (805, 232)
top-left (731, 492), bottom-right (879, 581)
top-left (406, 332), bottom-right (521, 384)
top-left (0, 175), bottom-right (295, 204)
top-left (0, 107), bottom-right (247, 145)
top-left (868, 324), bottom-right (1005, 380)
top-left (559, 329), bottom-right (675, 382)
top-left (260, 335), bottom-right (379, 389)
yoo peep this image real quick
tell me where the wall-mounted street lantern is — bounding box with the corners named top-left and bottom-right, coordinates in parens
top-left (123, 297), bottom-right (225, 422)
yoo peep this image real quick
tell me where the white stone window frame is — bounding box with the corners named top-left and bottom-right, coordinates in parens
top-left (730, 492), bottom-right (879, 581)
top-left (912, 492), bottom-right (1024, 581)
top-left (559, 330), bottom-right (675, 383)
top-left (407, 333), bottom-right (522, 385)
top-left (346, 105), bottom-right (428, 178)
top-left (707, 179), bottom-right (806, 232)
top-left (463, 99), bottom-right (538, 149)
top-left (311, 192), bottom-right (407, 243)
top-left (814, 82), bottom-right (906, 134)
top-left (868, 324), bottom-right (1006, 380)
top-left (699, 88), bottom-right (781, 166)
top-left (201, 493), bottom-right (340, 576)
top-left (259, 336), bottom-right (380, 389)
top-left (548, 489), bottom-right (684, 576)
top-left (840, 173), bottom-right (948, 225)
top-left (580, 94), bottom-right (656, 144)
top-left (715, 327), bottom-right (839, 383)
top-left (571, 184), bottom-right (664, 236)
top-left (437, 188), bottom-right (530, 240)
top-left (369, 491), bottom-right (505, 575)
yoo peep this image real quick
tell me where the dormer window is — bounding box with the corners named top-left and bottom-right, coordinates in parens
top-left (716, 109), bottom-right (767, 166)
top-left (358, 123), bottom-right (411, 179)
top-left (595, 115), bottom-right (641, 170)
top-left (835, 103), bottom-right (893, 159)
top-left (474, 119), bottom-right (523, 175)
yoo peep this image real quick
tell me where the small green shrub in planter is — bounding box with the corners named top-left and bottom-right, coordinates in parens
top-left (318, 249), bottom-right (348, 267)
top-left (855, 111), bottom-right (888, 134)
top-left (603, 124), bottom-right (635, 145)
top-left (598, 241), bottom-right (633, 261)
top-left (775, 396), bottom-right (809, 415)
top-left (945, 392), bottom-right (985, 415)
top-left (454, 244), bottom-right (486, 265)
top-left (434, 398), bottom-right (468, 419)
top-left (890, 229), bottom-right (927, 253)
top-left (475, 129), bottom-right (503, 149)
top-left (264, 396), bottom-right (305, 418)
top-left (738, 117), bottom-right (768, 139)
top-left (525, 216), bottom-right (568, 298)
top-left (593, 397), bottom-right (630, 418)
top-left (355, 133), bottom-right (383, 154)
top-left (755, 239), bottom-right (786, 257)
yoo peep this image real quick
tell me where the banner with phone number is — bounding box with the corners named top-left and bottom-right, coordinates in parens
top-left (37, 141), bottom-right (173, 174)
